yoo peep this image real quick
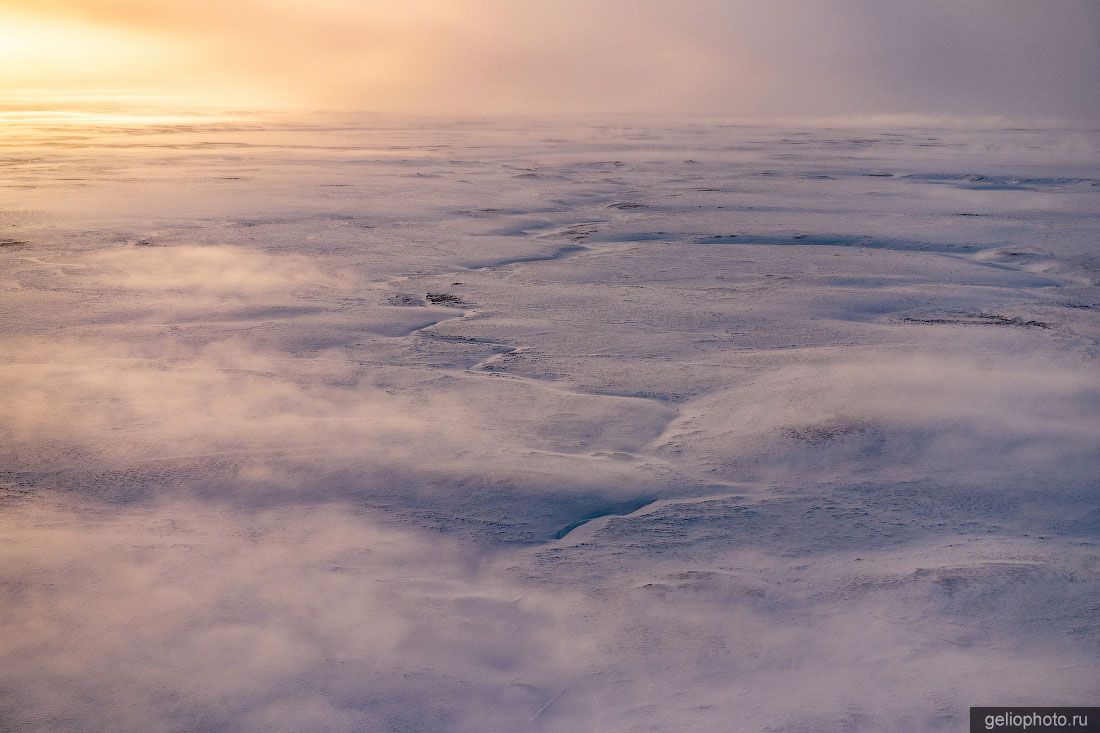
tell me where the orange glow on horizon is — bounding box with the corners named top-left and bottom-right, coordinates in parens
top-left (0, 0), bottom-right (1094, 122)
top-left (0, 3), bottom-right (289, 112)
top-left (0, 9), bottom-right (175, 90)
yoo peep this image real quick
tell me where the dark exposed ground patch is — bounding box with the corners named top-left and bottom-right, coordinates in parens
top-left (426, 292), bottom-right (469, 307)
top-left (388, 292), bottom-right (426, 306)
top-left (900, 312), bottom-right (1051, 329)
top-left (784, 420), bottom-right (871, 444)
top-left (696, 233), bottom-right (982, 254)
top-left (902, 173), bottom-right (1099, 190)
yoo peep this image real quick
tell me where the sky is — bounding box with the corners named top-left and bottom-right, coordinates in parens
top-left (1, 0), bottom-right (1098, 121)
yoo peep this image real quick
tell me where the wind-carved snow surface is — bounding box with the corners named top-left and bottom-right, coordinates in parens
top-left (0, 116), bottom-right (1097, 731)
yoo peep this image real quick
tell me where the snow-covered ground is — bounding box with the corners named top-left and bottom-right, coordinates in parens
top-left (1, 115), bottom-right (1097, 731)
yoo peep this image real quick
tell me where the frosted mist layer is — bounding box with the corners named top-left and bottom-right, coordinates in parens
top-left (1, 117), bottom-right (1097, 731)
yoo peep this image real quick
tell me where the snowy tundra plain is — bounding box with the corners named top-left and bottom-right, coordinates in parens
top-left (0, 115), bottom-right (1098, 731)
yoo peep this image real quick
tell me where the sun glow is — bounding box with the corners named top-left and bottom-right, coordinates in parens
top-left (0, 0), bottom-right (1094, 121)
top-left (0, 10), bottom-right (173, 87)
top-left (0, 5), bottom-right (277, 115)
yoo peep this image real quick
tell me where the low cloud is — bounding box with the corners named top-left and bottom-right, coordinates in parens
top-left (87, 245), bottom-right (336, 295)
top-left (657, 352), bottom-right (1100, 489)
top-left (0, 497), bottom-right (585, 731)
top-left (1, 494), bottom-right (1094, 731)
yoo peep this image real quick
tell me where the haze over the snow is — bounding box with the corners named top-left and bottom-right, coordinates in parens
top-left (1, 3), bottom-right (1098, 731)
